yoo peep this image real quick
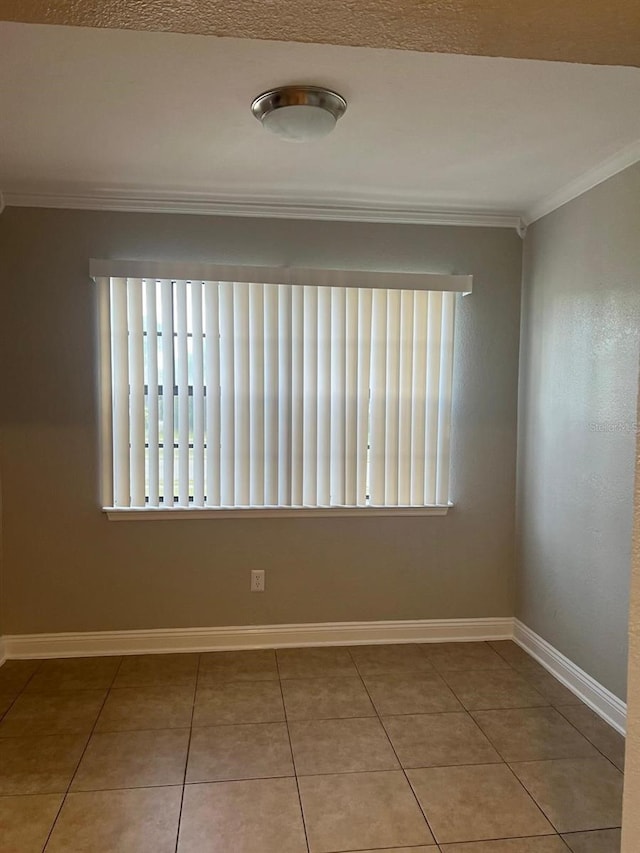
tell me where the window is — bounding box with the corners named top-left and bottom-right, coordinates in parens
top-left (93, 261), bottom-right (470, 517)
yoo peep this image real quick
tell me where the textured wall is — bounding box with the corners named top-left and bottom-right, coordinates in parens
top-left (517, 164), bottom-right (640, 700)
top-left (0, 207), bottom-right (521, 634)
top-left (622, 371), bottom-right (640, 851)
top-left (1, 0), bottom-right (639, 66)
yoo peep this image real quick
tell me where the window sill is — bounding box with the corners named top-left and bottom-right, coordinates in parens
top-left (103, 505), bottom-right (452, 521)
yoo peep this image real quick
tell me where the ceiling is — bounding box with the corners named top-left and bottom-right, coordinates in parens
top-left (2, 0), bottom-right (640, 67)
top-left (2, 22), bottom-right (640, 228)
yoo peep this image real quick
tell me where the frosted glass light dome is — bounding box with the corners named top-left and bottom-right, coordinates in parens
top-left (251, 86), bottom-right (347, 143)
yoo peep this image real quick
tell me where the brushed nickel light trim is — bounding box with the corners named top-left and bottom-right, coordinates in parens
top-left (251, 85), bottom-right (347, 141)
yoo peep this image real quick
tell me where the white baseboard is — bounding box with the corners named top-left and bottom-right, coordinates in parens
top-left (514, 619), bottom-right (627, 735)
top-left (1, 617), bottom-right (514, 660)
top-left (1, 616), bottom-right (625, 735)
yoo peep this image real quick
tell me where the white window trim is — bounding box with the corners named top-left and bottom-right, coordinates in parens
top-left (104, 505), bottom-right (451, 520)
top-left (90, 259), bottom-right (472, 295)
top-left (94, 260), bottom-right (470, 519)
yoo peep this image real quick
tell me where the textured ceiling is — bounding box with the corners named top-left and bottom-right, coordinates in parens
top-left (1, 0), bottom-right (640, 67)
top-left (3, 21), bottom-right (640, 223)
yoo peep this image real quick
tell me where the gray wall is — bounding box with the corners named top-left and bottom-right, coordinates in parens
top-left (517, 163), bottom-right (640, 700)
top-left (0, 207), bottom-right (521, 634)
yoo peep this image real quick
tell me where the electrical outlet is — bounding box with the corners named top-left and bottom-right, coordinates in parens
top-left (250, 569), bottom-right (265, 593)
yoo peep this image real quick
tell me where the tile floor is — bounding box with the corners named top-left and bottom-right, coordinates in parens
top-left (0, 640), bottom-right (625, 852)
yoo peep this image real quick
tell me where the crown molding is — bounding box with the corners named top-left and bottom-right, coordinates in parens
top-left (0, 187), bottom-right (524, 231)
top-left (524, 137), bottom-right (640, 225)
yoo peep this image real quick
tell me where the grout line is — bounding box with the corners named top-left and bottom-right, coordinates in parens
top-left (2, 647), bottom-right (623, 850)
top-left (276, 651), bottom-right (311, 853)
top-left (554, 704), bottom-right (625, 774)
top-left (41, 658), bottom-right (123, 851)
top-left (0, 658), bottom-right (46, 723)
top-left (348, 645), bottom-right (440, 846)
top-left (503, 759), bottom-right (566, 836)
top-left (173, 652), bottom-right (201, 853)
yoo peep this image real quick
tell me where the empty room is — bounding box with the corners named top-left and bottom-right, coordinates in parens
top-left (1, 3), bottom-right (640, 852)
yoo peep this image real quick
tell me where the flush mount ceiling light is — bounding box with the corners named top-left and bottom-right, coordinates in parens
top-left (251, 85), bottom-right (347, 142)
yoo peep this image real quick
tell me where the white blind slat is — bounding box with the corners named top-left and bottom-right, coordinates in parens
top-left (127, 278), bottom-right (145, 507)
top-left (330, 287), bottom-right (347, 506)
top-left (204, 283), bottom-right (221, 507)
top-left (369, 289), bottom-right (388, 505)
top-left (290, 286), bottom-right (304, 506)
top-left (175, 280), bottom-right (190, 506)
top-left (343, 288), bottom-right (358, 506)
top-left (233, 283), bottom-right (250, 506)
top-left (409, 291), bottom-right (428, 505)
top-left (144, 279), bottom-right (159, 507)
top-left (111, 277), bottom-right (130, 507)
top-left (264, 284), bottom-right (279, 506)
top-left (397, 290), bottom-right (414, 505)
top-left (190, 281), bottom-right (205, 507)
top-left (279, 286), bottom-right (294, 506)
top-left (159, 280), bottom-right (175, 507)
top-left (355, 289), bottom-right (372, 506)
top-left (249, 283), bottom-right (265, 506)
top-left (424, 291), bottom-right (443, 505)
top-left (436, 291), bottom-right (456, 505)
top-left (302, 286), bottom-right (318, 506)
top-left (105, 277), bottom-right (457, 512)
top-left (317, 286), bottom-right (332, 506)
top-left (219, 282), bottom-right (235, 506)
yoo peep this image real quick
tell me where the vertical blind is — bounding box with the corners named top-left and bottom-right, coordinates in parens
top-left (100, 277), bottom-right (457, 510)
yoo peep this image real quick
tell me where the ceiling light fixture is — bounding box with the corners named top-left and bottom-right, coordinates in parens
top-left (251, 85), bottom-right (347, 142)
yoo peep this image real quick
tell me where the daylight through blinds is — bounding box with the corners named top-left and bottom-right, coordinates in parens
top-left (102, 277), bottom-right (456, 509)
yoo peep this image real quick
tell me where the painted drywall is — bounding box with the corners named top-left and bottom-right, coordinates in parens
top-left (517, 163), bottom-right (640, 700)
top-left (0, 207), bottom-right (521, 634)
top-left (2, 1), bottom-right (640, 66)
top-left (622, 367), bottom-right (640, 851)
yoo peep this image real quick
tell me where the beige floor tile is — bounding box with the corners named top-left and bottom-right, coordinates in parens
top-left (46, 786), bottom-right (182, 853)
top-left (561, 828), bottom-right (622, 852)
top-left (112, 654), bottom-right (198, 688)
top-left (441, 838), bottom-right (569, 851)
top-left (0, 734), bottom-right (87, 795)
top-left (472, 708), bottom-right (600, 762)
top-left (277, 646), bottom-right (358, 679)
top-left (510, 757), bottom-right (623, 833)
top-left (519, 670), bottom-right (582, 707)
top-left (352, 849), bottom-right (437, 852)
top-left (349, 643), bottom-right (433, 676)
top-left (95, 684), bottom-right (195, 732)
top-left (281, 676), bottom-right (375, 720)
top-left (364, 672), bottom-right (462, 715)
top-left (193, 682), bottom-right (285, 726)
top-left (178, 777), bottom-right (307, 853)
top-left (71, 728), bottom-right (189, 791)
top-left (425, 642), bottom-right (510, 672)
top-left (0, 660), bottom-right (42, 695)
top-left (408, 763), bottom-right (553, 844)
top-left (0, 690), bottom-right (106, 737)
top-left (442, 669), bottom-right (549, 710)
top-left (0, 793), bottom-right (63, 852)
top-left (198, 650), bottom-right (278, 682)
top-left (557, 705), bottom-right (625, 770)
top-left (383, 712), bottom-right (502, 768)
top-left (488, 641), bottom-right (543, 670)
top-left (354, 849), bottom-right (437, 852)
top-left (289, 716), bottom-right (399, 775)
top-left (26, 657), bottom-right (120, 693)
top-left (299, 770), bottom-right (434, 852)
top-left (186, 722), bottom-right (294, 782)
